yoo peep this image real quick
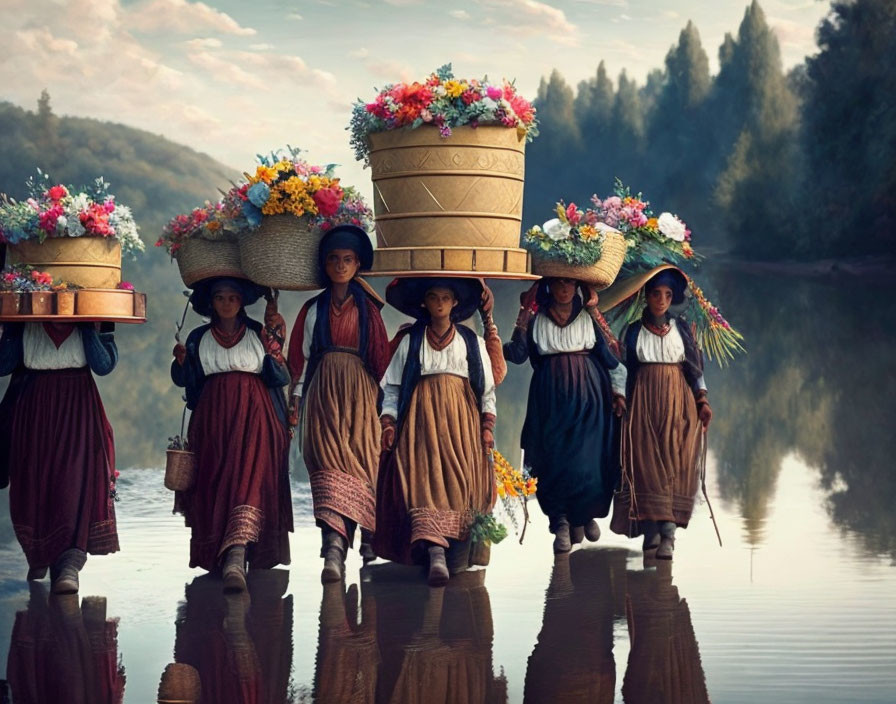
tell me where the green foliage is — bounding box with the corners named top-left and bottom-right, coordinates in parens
top-left (470, 512), bottom-right (508, 545)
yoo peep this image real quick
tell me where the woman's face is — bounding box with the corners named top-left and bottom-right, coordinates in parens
top-left (325, 248), bottom-right (360, 285)
top-left (212, 288), bottom-right (243, 320)
top-left (549, 278), bottom-right (577, 305)
top-left (646, 284), bottom-right (673, 318)
top-left (423, 286), bottom-right (458, 321)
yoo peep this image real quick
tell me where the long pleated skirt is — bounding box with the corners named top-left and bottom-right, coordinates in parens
top-left (302, 351), bottom-right (380, 544)
top-left (182, 371), bottom-right (291, 570)
top-left (374, 374), bottom-right (494, 565)
top-left (611, 363), bottom-right (701, 536)
top-left (521, 353), bottom-right (618, 530)
top-left (8, 368), bottom-right (119, 570)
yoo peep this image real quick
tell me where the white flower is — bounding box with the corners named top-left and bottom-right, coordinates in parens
top-left (658, 212), bottom-right (686, 242)
top-left (542, 218), bottom-right (571, 241)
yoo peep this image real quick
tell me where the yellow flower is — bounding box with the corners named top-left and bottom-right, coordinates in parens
top-left (646, 217), bottom-right (658, 230)
top-left (579, 224), bottom-right (597, 241)
top-left (443, 80), bottom-right (464, 98)
top-left (253, 165), bottom-right (279, 184)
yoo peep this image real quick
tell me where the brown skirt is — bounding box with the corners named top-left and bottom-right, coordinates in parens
top-left (302, 351), bottom-right (380, 542)
top-left (611, 364), bottom-right (701, 535)
top-left (374, 374), bottom-right (494, 565)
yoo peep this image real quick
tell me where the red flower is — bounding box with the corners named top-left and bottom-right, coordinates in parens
top-left (46, 185), bottom-right (68, 202)
top-left (313, 186), bottom-right (344, 218)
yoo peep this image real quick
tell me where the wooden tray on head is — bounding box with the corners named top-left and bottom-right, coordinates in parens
top-left (0, 314), bottom-right (147, 324)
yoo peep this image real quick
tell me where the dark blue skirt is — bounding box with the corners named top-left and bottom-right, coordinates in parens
top-left (521, 353), bottom-right (619, 529)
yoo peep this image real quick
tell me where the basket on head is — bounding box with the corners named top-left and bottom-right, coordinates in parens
top-left (531, 228), bottom-right (626, 289)
top-left (238, 214), bottom-right (327, 291)
top-left (174, 235), bottom-right (244, 287)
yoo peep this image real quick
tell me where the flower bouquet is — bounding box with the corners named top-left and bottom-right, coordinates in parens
top-left (350, 65), bottom-right (539, 278)
top-left (523, 202), bottom-right (627, 288)
top-left (231, 147), bottom-right (374, 290)
top-left (592, 180), bottom-right (745, 363)
top-left (0, 171), bottom-right (143, 290)
top-left (157, 200), bottom-right (245, 287)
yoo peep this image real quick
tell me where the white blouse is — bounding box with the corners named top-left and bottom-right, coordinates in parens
top-left (533, 310), bottom-right (627, 396)
top-left (23, 324), bottom-right (87, 370)
top-left (636, 320), bottom-right (706, 390)
top-left (381, 326), bottom-right (497, 418)
top-left (198, 328), bottom-right (265, 376)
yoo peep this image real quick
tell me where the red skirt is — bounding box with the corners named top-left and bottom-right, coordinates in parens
top-left (181, 372), bottom-right (291, 570)
top-left (9, 368), bottom-right (119, 569)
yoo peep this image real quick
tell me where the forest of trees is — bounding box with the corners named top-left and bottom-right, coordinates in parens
top-left (523, 0), bottom-right (896, 260)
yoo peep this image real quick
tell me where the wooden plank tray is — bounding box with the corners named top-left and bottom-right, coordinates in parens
top-left (0, 314), bottom-right (146, 324)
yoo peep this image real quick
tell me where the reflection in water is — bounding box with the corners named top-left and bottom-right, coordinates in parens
top-left (622, 558), bottom-right (709, 704)
top-left (6, 583), bottom-right (125, 703)
top-left (707, 268), bottom-right (896, 555)
top-left (523, 549), bottom-right (709, 704)
top-left (168, 570), bottom-right (294, 704)
top-left (313, 564), bottom-right (507, 704)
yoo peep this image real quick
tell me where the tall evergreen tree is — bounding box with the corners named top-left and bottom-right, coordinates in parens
top-left (608, 70), bottom-right (644, 186)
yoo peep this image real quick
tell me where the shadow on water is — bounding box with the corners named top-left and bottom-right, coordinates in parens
top-left (4, 583), bottom-right (125, 703)
top-left (705, 267), bottom-right (896, 556)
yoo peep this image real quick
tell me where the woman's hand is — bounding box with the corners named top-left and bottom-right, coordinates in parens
top-left (287, 395), bottom-right (300, 427)
top-left (519, 282), bottom-right (539, 313)
top-left (381, 416), bottom-right (396, 453)
top-left (173, 343), bottom-right (187, 366)
top-left (698, 402), bottom-right (713, 430)
top-left (262, 295), bottom-right (287, 362)
top-left (481, 427), bottom-right (495, 452)
top-left (612, 394), bottom-right (627, 417)
top-left (581, 283), bottom-right (599, 310)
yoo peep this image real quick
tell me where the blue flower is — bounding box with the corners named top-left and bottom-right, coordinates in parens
top-left (247, 182), bottom-right (271, 208)
top-left (241, 200), bottom-right (263, 228)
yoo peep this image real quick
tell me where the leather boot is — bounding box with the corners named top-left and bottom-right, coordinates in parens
top-left (642, 521), bottom-right (661, 552)
top-left (50, 548), bottom-right (87, 594)
top-left (359, 529), bottom-right (376, 564)
top-left (427, 544), bottom-right (449, 587)
top-left (656, 521), bottom-right (676, 560)
top-left (222, 545), bottom-right (247, 592)
top-left (570, 525), bottom-right (585, 544)
top-left (584, 519), bottom-right (601, 542)
top-left (321, 531), bottom-right (347, 584)
top-left (553, 516), bottom-right (572, 554)
top-left (27, 565), bottom-right (48, 581)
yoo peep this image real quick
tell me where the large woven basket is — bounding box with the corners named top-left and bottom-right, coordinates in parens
top-left (7, 237), bottom-right (121, 288)
top-left (174, 235), bottom-right (243, 287)
top-left (157, 663), bottom-right (201, 704)
top-left (531, 229), bottom-right (627, 289)
top-left (368, 125), bottom-right (532, 277)
top-left (238, 214), bottom-right (325, 290)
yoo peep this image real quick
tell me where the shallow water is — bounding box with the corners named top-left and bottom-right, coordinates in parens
top-left (1, 269), bottom-right (895, 703)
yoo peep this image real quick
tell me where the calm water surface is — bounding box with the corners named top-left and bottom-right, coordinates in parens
top-left (1, 269), bottom-right (894, 703)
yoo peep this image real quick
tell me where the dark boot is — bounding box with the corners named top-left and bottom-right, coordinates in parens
top-left (553, 516), bottom-right (572, 554)
top-left (656, 521), bottom-right (676, 560)
top-left (570, 525), bottom-right (585, 544)
top-left (321, 530), bottom-right (347, 584)
top-left (584, 519), bottom-right (601, 542)
top-left (50, 548), bottom-right (86, 594)
top-left (222, 545), bottom-right (247, 592)
top-left (359, 529), bottom-right (376, 564)
top-left (427, 544), bottom-right (449, 587)
top-left (27, 565), bottom-right (48, 581)
top-left (642, 521), bottom-right (661, 552)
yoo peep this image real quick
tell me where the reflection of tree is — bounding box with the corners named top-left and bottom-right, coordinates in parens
top-left (6, 583), bottom-right (126, 703)
top-left (706, 267), bottom-right (896, 555)
top-left (523, 548), bottom-right (627, 704)
top-left (622, 559), bottom-right (710, 704)
top-left (172, 570), bottom-right (294, 704)
top-left (365, 564), bottom-right (507, 704)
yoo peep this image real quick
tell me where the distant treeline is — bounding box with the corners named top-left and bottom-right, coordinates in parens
top-left (522, 0), bottom-right (896, 259)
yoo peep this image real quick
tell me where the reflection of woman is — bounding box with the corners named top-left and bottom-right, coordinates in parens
top-left (503, 278), bottom-right (627, 553)
top-left (610, 269), bottom-right (712, 559)
top-left (370, 565), bottom-right (507, 704)
top-left (0, 321), bottom-right (119, 593)
top-left (622, 561), bottom-right (710, 704)
top-left (524, 549), bottom-right (627, 704)
top-left (171, 570), bottom-right (294, 704)
top-left (375, 278), bottom-right (497, 586)
top-left (286, 225), bottom-right (390, 583)
top-left (7, 584), bottom-right (126, 703)
top-left (171, 278), bottom-right (292, 591)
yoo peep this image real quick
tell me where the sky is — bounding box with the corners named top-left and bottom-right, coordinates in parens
top-left (0, 0), bottom-right (832, 195)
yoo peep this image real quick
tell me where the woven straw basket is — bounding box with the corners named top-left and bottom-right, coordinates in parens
top-left (531, 229), bottom-right (627, 289)
top-left (157, 663), bottom-right (201, 704)
top-left (8, 237), bottom-right (122, 288)
top-left (174, 236), bottom-right (243, 287)
top-left (164, 450), bottom-right (196, 491)
top-left (238, 214), bottom-right (325, 291)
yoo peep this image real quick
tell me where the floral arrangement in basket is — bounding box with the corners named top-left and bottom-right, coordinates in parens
top-left (155, 200), bottom-right (235, 256)
top-left (230, 147), bottom-right (373, 233)
top-left (0, 170), bottom-right (144, 254)
top-left (0, 264), bottom-right (79, 292)
top-left (594, 180), bottom-right (745, 363)
top-left (523, 202), bottom-right (616, 266)
top-left (349, 63), bottom-right (539, 164)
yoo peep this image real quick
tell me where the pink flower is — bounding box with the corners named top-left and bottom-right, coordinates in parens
top-left (420, 108), bottom-right (433, 122)
top-left (313, 186), bottom-right (344, 218)
top-left (603, 196), bottom-right (622, 210)
top-left (104, 199), bottom-right (116, 213)
top-left (486, 85), bottom-right (503, 100)
top-left (31, 270), bottom-right (53, 286)
top-left (566, 203), bottom-right (581, 226)
top-left (117, 281), bottom-right (134, 291)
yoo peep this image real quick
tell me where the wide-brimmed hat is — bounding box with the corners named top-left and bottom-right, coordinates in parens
top-left (597, 264), bottom-right (688, 313)
top-left (190, 276), bottom-right (266, 317)
top-left (318, 224), bottom-right (374, 276)
top-left (385, 277), bottom-right (483, 322)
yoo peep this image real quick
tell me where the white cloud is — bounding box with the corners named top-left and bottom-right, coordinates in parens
top-left (15, 27), bottom-right (80, 56)
top-left (450, 9), bottom-right (471, 20)
top-left (287, 12), bottom-right (303, 20)
top-left (364, 58), bottom-right (416, 82)
top-left (481, 0), bottom-right (579, 47)
top-left (349, 47), bottom-right (370, 59)
top-left (183, 37), bottom-right (223, 49)
top-left (769, 15), bottom-right (816, 49)
top-left (249, 43), bottom-right (276, 51)
top-left (383, 0), bottom-right (423, 5)
top-left (127, 0), bottom-right (256, 36)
